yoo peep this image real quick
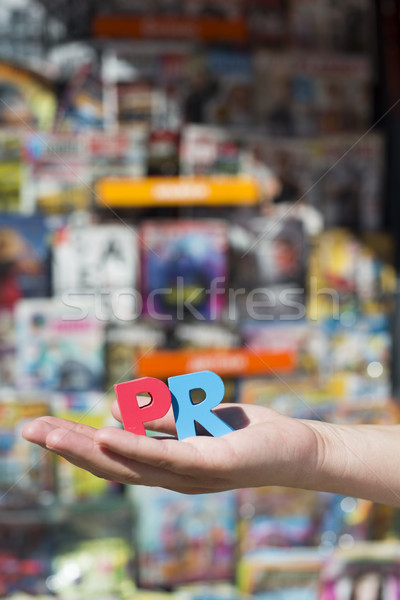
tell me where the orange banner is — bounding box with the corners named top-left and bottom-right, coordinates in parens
top-left (93, 16), bottom-right (248, 43)
top-left (136, 348), bottom-right (297, 379)
top-left (95, 176), bottom-right (261, 207)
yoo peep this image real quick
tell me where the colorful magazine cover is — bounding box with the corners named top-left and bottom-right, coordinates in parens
top-left (117, 81), bottom-right (168, 128)
top-left (0, 60), bottom-right (56, 130)
top-left (230, 216), bottom-right (307, 320)
top-left (0, 132), bottom-right (24, 212)
top-left (141, 220), bottom-right (228, 321)
top-left (237, 547), bottom-right (323, 598)
top-left (51, 392), bottom-right (117, 502)
top-left (0, 213), bottom-right (62, 310)
top-left (237, 376), bottom-right (331, 420)
top-left (0, 392), bottom-right (54, 508)
top-left (105, 323), bottom-right (166, 388)
top-left (23, 132), bottom-right (90, 213)
top-left (241, 320), bottom-right (329, 376)
top-left (180, 124), bottom-right (246, 176)
top-left (48, 537), bottom-right (135, 598)
top-left (87, 126), bottom-right (149, 180)
top-left (319, 542), bottom-right (400, 600)
top-left (15, 299), bottom-right (105, 392)
top-left (54, 62), bottom-right (104, 131)
top-left (237, 486), bottom-right (321, 551)
top-left (131, 487), bottom-right (237, 588)
top-left (308, 228), bottom-right (394, 320)
top-left (252, 51), bottom-right (372, 136)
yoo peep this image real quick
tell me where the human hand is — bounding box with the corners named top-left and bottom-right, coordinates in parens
top-left (22, 402), bottom-right (320, 494)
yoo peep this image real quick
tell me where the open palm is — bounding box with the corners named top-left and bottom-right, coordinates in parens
top-left (22, 402), bottom-right (320, 494)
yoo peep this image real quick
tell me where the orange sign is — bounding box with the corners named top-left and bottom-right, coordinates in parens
top-left (93, 16), bottom-right (248, 43)
top-left (95, 176), bottom-right (261, 207)
top-left (136, 348), bottom-right (297, 379)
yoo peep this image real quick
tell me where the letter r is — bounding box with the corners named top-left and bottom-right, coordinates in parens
top-left (114, 377), bottom-right (172, 436)
top-left (168, 370), bottom-right (233, 440)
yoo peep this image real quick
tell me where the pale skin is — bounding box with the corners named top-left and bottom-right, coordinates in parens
top-left (22, 402), bottom-right (400, 506)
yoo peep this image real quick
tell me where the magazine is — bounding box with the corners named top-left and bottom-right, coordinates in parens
top-left (290, 0), bottom-right (373, 53)
top-left (0, 213), bottom-right (62, 310)
top-left (253, 50), bottom-right (372, 136)
top-left (15, 299), bottom-right (105, 392)
top-left (0, 132), bottom-right (24, 212)
top-left (131, 486), bottom-right (237, 588)
top-left (140, 220), bottom-right (228, 321)
top-left (23, 132), bottom-right (90, 213)
top-left (180, 124), bottom-right (246, 176)
top-left (0, 392), bottom-right (54, 508)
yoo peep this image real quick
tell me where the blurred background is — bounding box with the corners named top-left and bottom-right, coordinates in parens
top-left (1, 0), bottom-right (400, 598)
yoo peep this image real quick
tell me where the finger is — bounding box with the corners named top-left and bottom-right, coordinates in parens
top-left (25, 416), bottom-right (97, 440)
top-left (44, 427), bottom-right (206, 492)
top-left (22, 418), bottom-right (55, 449)
top-left (94, 426), bottom-right (230, 476)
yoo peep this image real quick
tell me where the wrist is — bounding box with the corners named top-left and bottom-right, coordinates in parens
top-left (298, 420), bottom-right (400, 506)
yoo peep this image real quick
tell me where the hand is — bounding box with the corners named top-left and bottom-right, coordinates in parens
top-left (22, 402), bottom-right (320, 494)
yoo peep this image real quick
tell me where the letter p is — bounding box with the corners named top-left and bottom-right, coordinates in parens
top-left (114, 377), bottom-right (172, 436)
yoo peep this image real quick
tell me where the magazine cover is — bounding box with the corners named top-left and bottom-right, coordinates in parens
top-left (230, 216), bottom-right (307, 320)
top-left (23, 132), bottom-right (91, 213)
top-left (247, 133), bottom-right (385, 231)
top-left (319, 542), bottom-right (400, 600)
top-left (323, 314), bottom-right (392, 402)
top-left (0, 213), bottom-right (61, 310)
top-left (15, 299), bottom-right (105, 392)
top-left (290, 0), bottom-right (372, 53)
top-left (253, 51), bottom-right (372, 136)
top-left (192, 49), bottom-right (254, 128)
top-left (147, 128), bottom-right (180, 176)
top-left (308, 228), bottom-right (393, 320)
top-left (87, 127), bottom-right (149, 180)
top-left (0, 132), bottom-right (24, 212)
top-left (117, 81), bottom-right (168, 128)
top-left (105, 323), bottom-right (166, 388)
top-left (245, 0), bottom-right (290, 45)
top-left (52, 222), bottom-right (139, 323)
top-left (0, 310), bottom-right (16, 388)
top-left (54, 62), bottom-right (104, 132)
top-left (237, 486), bottom-right (321, 552)
top-left (180, 124), bottom-right (246, 176)
top-left (0, 392), bottom-right (54, 508)
top-left (141, 220), bottom-right (228, 321)
top-left (52, 222), bottom-right (138, 291)
top-left (237, 376), bottom-right (331, 420)
top-left (0, 60), bottom-right (56, 130)
top-left (51, 392), bottom-right (116, 502)
top-left (48, 537), bottom-right (135, 599)
top-left (131, 486), bottom-right (237, 588)
top-left (237, 547), bottom-right (323, 598)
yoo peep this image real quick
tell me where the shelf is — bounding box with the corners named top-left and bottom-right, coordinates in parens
top-left (136, 347), bottom-right (297, 379)
top-left (95, 175), bottom-right (261, 208)
top-left (92, 15), bottom-right (248, 43)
